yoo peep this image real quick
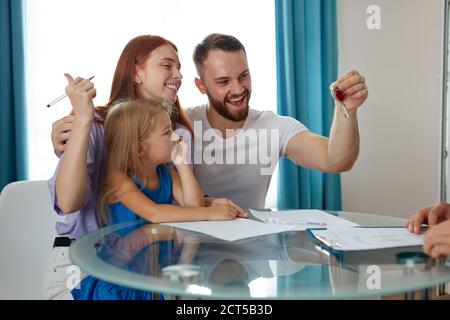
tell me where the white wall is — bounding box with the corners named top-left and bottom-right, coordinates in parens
top-left (338, 0), bottom-right (446, 218)
top-left (24, 0), bottom-right (277, 184)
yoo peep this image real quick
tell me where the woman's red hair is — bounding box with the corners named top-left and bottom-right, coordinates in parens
top-left (95, 35), bottom-right (193, 136)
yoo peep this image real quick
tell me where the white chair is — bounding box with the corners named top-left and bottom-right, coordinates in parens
top-left (0, 180), bottom-right (60, 299)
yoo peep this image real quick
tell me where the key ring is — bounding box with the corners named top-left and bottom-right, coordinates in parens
top-left (330, 84), bottom-right (350, 119)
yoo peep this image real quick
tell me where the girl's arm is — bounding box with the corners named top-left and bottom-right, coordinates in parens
top-left (110, 174), bottom-right (238, 223)
top-left (170, 137), bottom-right (204, 207)
top-left (169, 164), bottom-right (204, 207)
top-left (169, 139), bottom-right (247, 218)
top-left (55, 74), bottom-right (96, 213)
top-left (205, 197), bottom-right (247, 217)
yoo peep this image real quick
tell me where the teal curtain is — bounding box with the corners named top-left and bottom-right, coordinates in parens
top-left (0, 0), bottom-right (28, 190)
top-left (275, 0), bottom-right (341, 210)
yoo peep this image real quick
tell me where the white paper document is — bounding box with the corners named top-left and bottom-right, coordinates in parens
top-left (249, 209), bottom-right (359, 231)
top-left (310, 227), bottom-right (424, 251)
top-left (162, 218), bottom-right (297, 241)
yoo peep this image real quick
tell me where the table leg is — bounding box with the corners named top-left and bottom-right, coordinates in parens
top-left (420, 288), bottom-right (431, 300)
top-left (404, 288), bottom-right (432, 300)
top-left (438, 283), bottom-right (447, 296)
top-left (404, 291), bottom-right (416, 300)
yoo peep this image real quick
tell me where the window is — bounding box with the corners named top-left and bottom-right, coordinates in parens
top-left (24, 0), bottom-right (278, 207)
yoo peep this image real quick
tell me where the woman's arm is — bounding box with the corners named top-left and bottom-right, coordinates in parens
top-left (55, 74), bottom-right (96, 213)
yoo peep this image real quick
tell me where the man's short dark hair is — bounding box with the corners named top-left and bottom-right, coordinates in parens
top-left (193, 33), bottom-right (246, 77)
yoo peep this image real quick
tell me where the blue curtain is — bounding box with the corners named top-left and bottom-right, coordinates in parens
top-left (0, 0), bottom-right (28, 190)
top-left (275, 0), bottom-right (341, 210)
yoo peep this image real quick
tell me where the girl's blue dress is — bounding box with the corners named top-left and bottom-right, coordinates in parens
top-left (71, 164), bottom-right (174, 300)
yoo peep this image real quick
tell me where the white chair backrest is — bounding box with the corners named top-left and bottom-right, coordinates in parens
top-left (0, 180), bottom-right (60, 299)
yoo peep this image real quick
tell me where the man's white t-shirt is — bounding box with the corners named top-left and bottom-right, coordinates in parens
top-left (184, 105), bottom-right (308, 209)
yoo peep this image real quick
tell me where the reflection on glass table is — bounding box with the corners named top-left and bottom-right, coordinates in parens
top-left (70, 211), bottom-right (450, 299)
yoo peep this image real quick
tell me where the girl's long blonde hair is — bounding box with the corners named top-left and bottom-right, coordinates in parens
top-left (97, 99), bottom-right (172, 227)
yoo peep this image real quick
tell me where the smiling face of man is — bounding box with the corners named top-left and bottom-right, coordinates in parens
top-left (196, 49), bottom-right (252, 123)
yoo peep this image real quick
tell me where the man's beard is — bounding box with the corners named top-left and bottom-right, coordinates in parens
top-left (206, 89), bottom-right (251, 122)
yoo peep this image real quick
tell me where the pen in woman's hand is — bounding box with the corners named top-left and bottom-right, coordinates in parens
top-left (46, 75), bottom-right (95, 108)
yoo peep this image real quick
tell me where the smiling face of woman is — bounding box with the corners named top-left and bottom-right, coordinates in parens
top-left (135, 43), bottom-right (183, 104)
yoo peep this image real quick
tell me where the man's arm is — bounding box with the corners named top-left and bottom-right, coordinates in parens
top-left (285, 106), bottom-right (359, 172)
top-left (285, 70), bottom-right (367, 173)
top-left (51, 115), bottom-right (75, 158)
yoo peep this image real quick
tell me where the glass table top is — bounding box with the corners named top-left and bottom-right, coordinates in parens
top-left (70, 211), bottom-right (450, 299)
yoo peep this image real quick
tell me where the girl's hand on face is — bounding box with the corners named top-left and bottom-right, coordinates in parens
top-left (64, 73), bottom-right (96, 122)
top-left (171, 134), bottom-right (189, 166)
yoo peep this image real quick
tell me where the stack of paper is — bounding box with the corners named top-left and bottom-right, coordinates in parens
top-left (309, 227), bottom-right (423, 251)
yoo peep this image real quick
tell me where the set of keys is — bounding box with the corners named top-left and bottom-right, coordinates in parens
top-left (331, 85), bottom-right (350, 119)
